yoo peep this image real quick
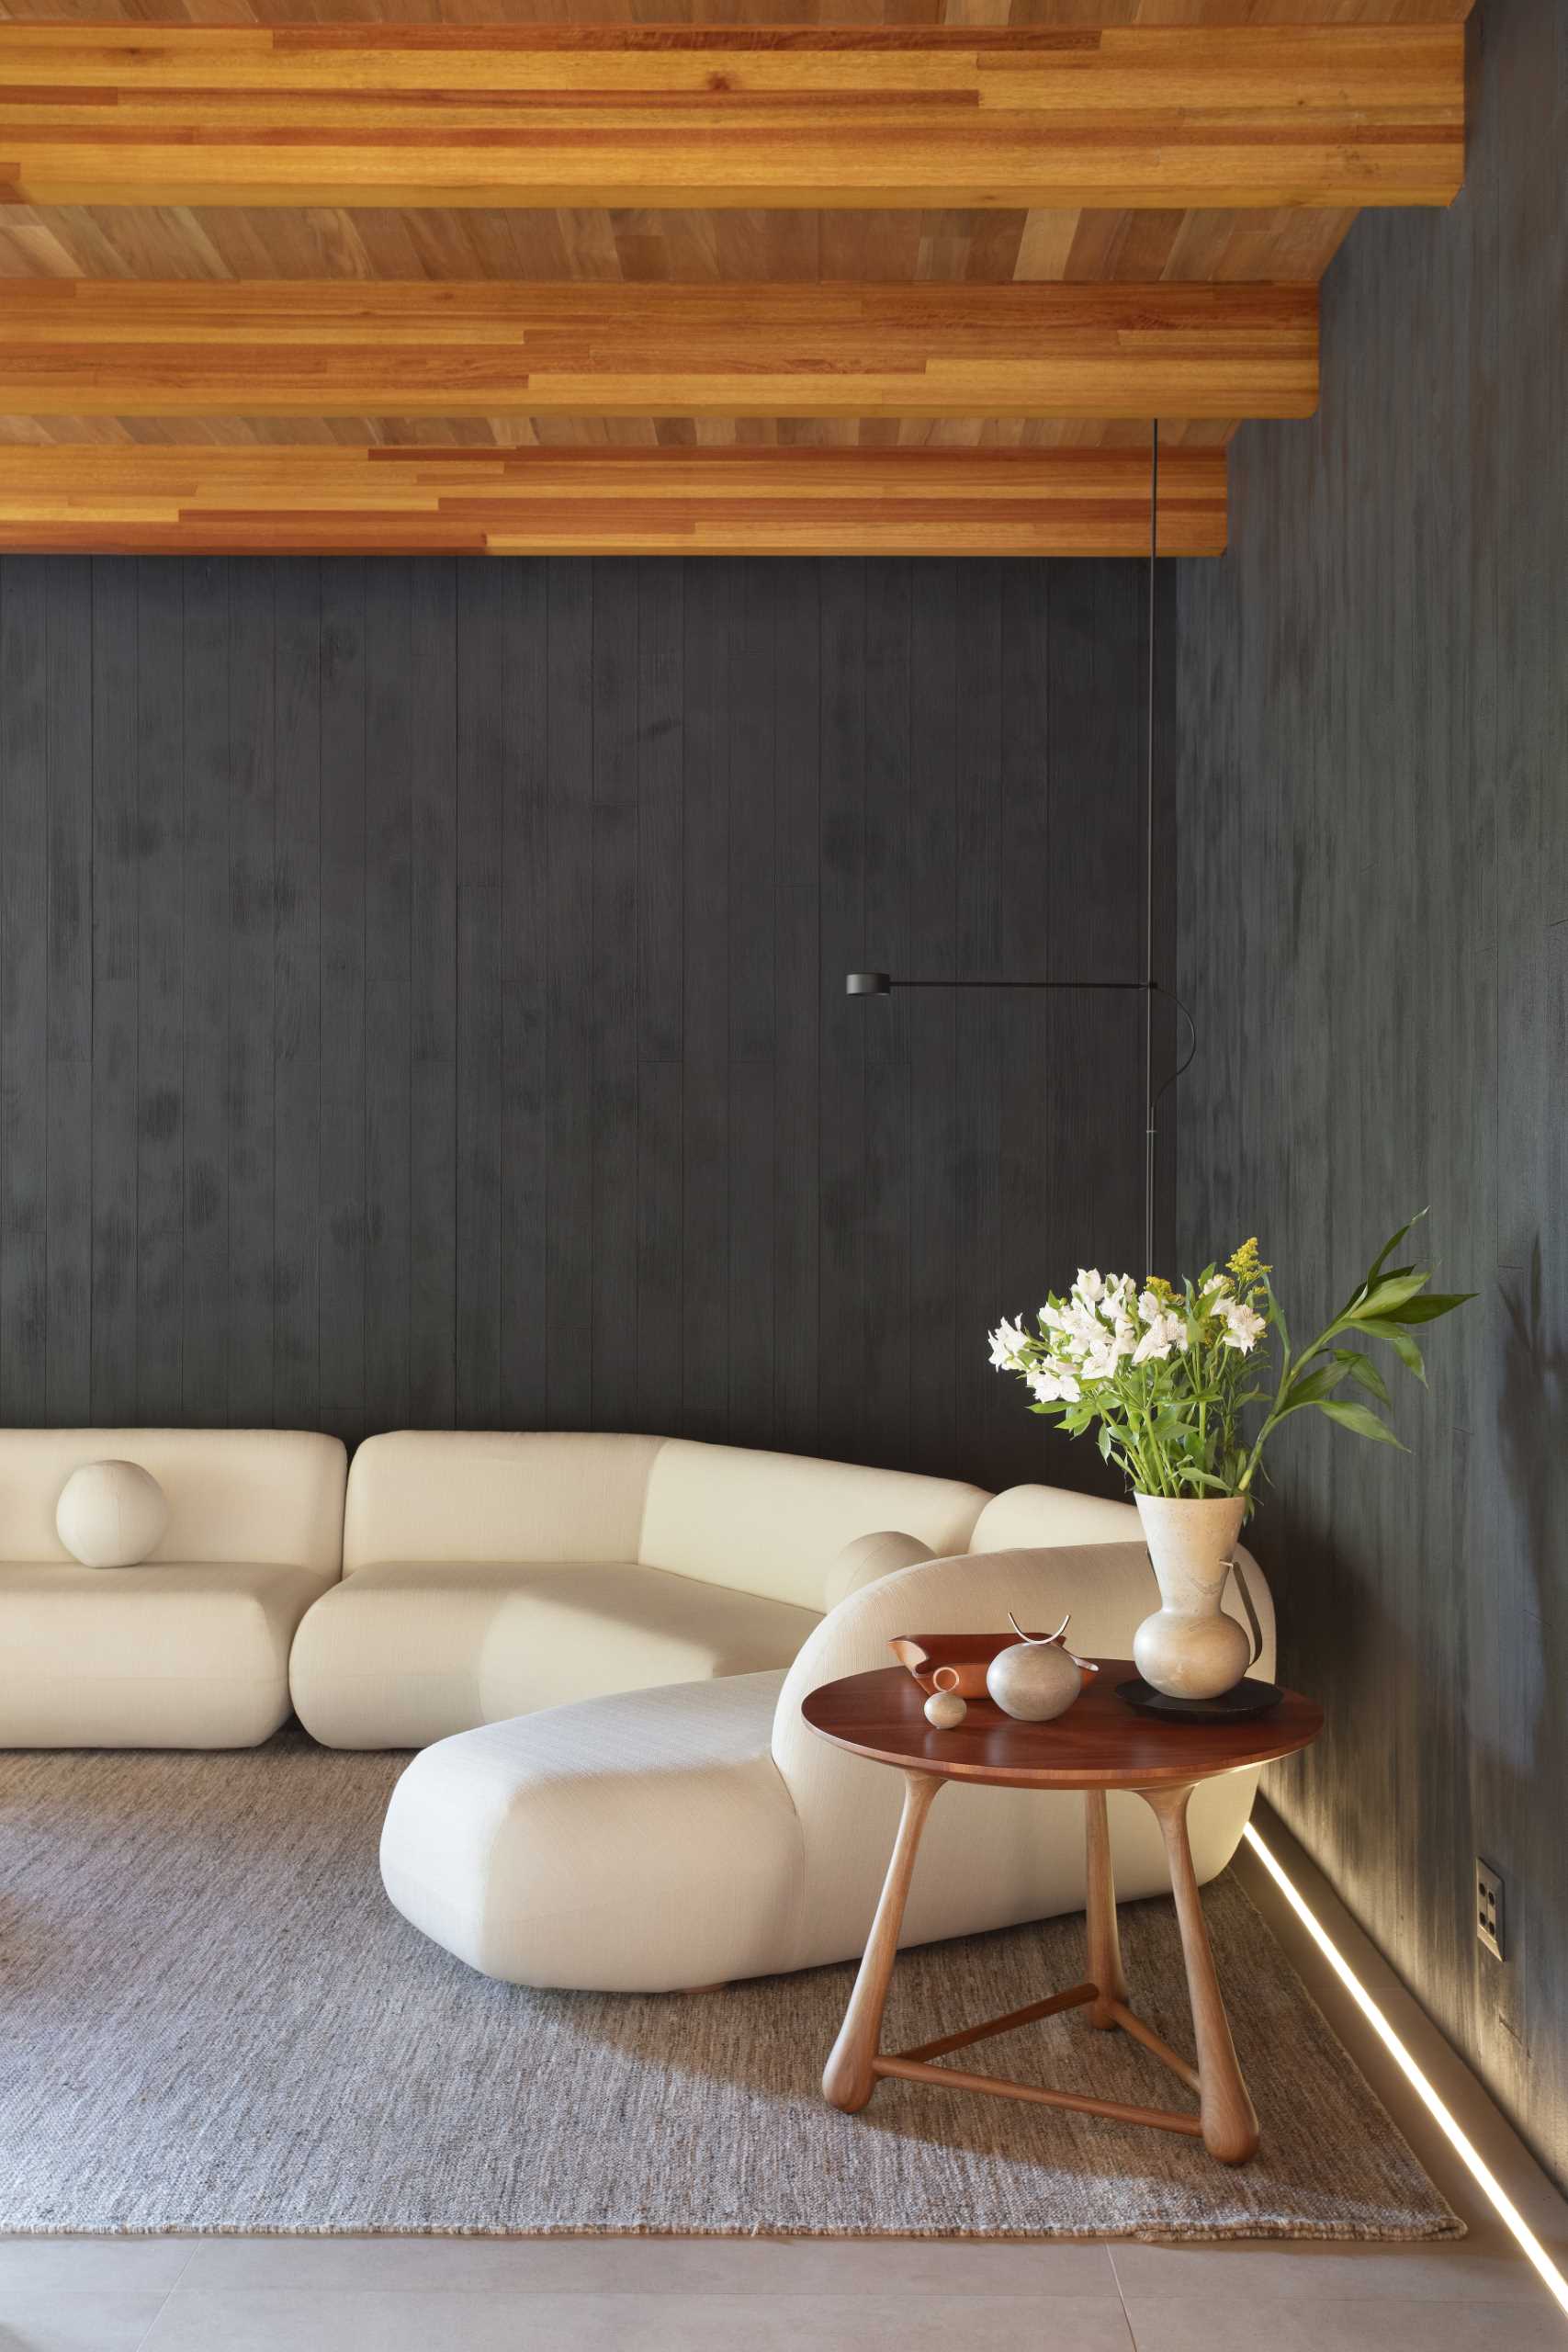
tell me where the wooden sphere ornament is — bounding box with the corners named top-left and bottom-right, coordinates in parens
top-left (922, 1667), bottom-right (967, 1730)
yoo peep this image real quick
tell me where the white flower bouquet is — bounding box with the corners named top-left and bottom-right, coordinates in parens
top-left (988, 1216), bottom-right (1472, 1505)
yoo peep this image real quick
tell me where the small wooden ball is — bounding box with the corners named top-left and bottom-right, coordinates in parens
top-left (923, 1668), bottom-right (967, 1730)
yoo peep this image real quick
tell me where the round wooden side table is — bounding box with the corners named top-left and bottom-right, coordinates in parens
top-left (801, 1660), bottom-right (1322, 2165)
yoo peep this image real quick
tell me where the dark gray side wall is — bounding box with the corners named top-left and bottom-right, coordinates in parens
top-left (1176, 0), bottom-right (1568, 2184)
top-left (0, 553), bottom-right (1167, 1491)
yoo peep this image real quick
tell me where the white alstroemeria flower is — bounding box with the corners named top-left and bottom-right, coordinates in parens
top-left (1061, 1303), bottom-right (1104, 1357)
top-left (1026, 1362), bottom-right (1082, 1405)
top-left (1080, 1340), bottom-right (1123, 1383)
top-left (1040, 1302), bottom-right (1066, 1334)
top-left (1073, 1269), bottom-right (1107, 1305)
top-left (988, 1316), bottom-right (1031, 1370)
top-left (1138, 1286), bottom-right (1167, 1326)
top-left (1216, 1297), bottom-right (1267, 1352)
top-left (1133, 1309), bottom-right (1186, 1365)
top-left (1202, 1273), bottom-right (1231, 1298)
top-left (1110, 1315), bottom-right (1138, 1361)
top-left (1108, 1273), bottom-right (1138, 1314)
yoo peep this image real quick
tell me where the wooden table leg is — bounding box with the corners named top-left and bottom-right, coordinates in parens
top-left (1140, 1782), bottom-right (1260, 2165)
top-left (1083, 1788), bottom-right (1128, 2029)
top-left (823, 1769), bottom-right (942, 2113)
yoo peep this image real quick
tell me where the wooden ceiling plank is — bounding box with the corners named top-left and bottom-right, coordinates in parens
top-left (0, 277), bottom-right (1317, 420)
top-left (0, 24), bottom-right (1464, 210)
top-left (0, 442), bottom-right (1227, 555)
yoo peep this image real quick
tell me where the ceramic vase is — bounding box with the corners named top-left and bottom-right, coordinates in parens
top-left (1132, 1494), bottom-right (1253, 1701)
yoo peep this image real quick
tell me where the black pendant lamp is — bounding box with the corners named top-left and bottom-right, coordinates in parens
top-left (846, 421), bottom-right (1194, 1277)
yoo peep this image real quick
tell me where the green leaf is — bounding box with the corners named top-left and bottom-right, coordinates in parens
top-left (1388, 1289), bottom-right (1477, 1324)
top-left (1262, 1276), bottom-right (1290, 1357)
top-left (1098, 1423), bottom-right (1113, 1462)
top-left (1317, 1398), bottom-right (1407, 1448)
top-left (1353, 1271), bottom-right (1432, 1319)
top-left (1283, 1363), bottom-right (1350, 1408)
top-left (1364, 1211), bottom-right (1426, 1286)
top-left (1336, 1349), bottom-right (1391, 1404)
top-left (1355, 1317), bottom-right (1427, 1382)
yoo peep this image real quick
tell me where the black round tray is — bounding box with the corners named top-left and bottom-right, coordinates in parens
top-left (1114, 1674), bottom-right (1283, 1724)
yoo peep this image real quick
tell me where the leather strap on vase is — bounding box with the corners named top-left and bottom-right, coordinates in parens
top-left (1224, 1553), bottom-right (1266, 1669)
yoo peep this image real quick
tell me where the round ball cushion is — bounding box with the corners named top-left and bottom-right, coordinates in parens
top-left (56, 1459), bottom-right (169, 1569)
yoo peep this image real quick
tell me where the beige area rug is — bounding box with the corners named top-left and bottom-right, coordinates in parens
top-left (0, 1733), bottom-right (1460, 2241)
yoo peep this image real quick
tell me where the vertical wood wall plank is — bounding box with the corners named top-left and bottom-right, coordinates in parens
top-left (317, 559), bottom-right (367, 1444)
top-left (589, 560), bottom-right (640, 1436)
top-left (454, 563), bottom-right (505, 1429)
top-left (272, 558), bottom-right (321, 1433)
top-left (179, 557), bottom-right (229, 1427)
top-left (677, 559), bottom-right (731, 1442)
top-left (816, 560), bottom-right (867, 1469)
top-left (771, 559), bottom-right (820, 1455)
top-left (135, 559), bottom-right (185, 1424)
top-left (363, 560), bottom-right (413, 1433)
top-left (0, 561), bottom-right (50, 1424)
top-left (408, 560), bottom-right (457, 1429)
top-left (498, 560), bottom-right (547, 1430)
top-left (90, 560), bottom-right (140, 1421)
top-left (544, 560), bottom-right (595, 1430)
top-left (634, 558), bottom-right (683, 1435)
top-left (45, 560), bottom-right (93, 1425)
top-left (226, 560), bottom-right (276, 1428)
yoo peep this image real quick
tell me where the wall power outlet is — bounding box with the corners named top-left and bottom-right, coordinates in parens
top-left (1476, 1859), bottom-right (1506, 1962)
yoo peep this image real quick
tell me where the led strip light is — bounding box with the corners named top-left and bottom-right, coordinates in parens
top-left (1242, 1822), bottom-right (1568, 2320)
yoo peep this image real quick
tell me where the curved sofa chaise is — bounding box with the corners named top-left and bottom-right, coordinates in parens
top-left (380, 1496), bottom-right (1270, 1994)
top-left (0, 1428), bottom-right (347, 1748)
top-left (290, 1430), bottom-right (1019, 1748)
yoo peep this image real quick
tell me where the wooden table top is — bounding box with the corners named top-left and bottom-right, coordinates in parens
top-left (800, 1662), bottom-right (1322, 1791)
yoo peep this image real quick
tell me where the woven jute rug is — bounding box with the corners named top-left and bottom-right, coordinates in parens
top-left (0, 1733), bottom-right (1460, 2241)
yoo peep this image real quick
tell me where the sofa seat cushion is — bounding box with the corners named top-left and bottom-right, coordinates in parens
top-left (290, 1561), bottom-right (823, 1750)
top-left (380, 1670), bottom-right (803, 1991)
top-left (0, 1560), bottom-right (334, 1749)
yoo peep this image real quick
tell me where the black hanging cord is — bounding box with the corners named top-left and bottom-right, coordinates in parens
top-left (1143, 418), bottom-right (1159, 1278)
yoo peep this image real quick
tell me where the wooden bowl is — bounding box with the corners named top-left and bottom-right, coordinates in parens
top-left (888, 1631), bottom-right (1098, 1701)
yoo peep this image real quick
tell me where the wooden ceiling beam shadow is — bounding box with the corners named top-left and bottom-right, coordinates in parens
top-left (0, 25), bottom-right (1466, 212)
top-left (0, 444), bottom-right (1228, 558)
top-left (0, 280), bottom-right (1318, 422)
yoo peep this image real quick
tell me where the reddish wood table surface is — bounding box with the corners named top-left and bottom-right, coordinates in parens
top-left (801, 1659), bottom-right (1322, 1788)
top-left (802, 1660), bottom-right (1322, 2164)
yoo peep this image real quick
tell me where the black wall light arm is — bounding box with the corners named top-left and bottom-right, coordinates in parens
top-left (842, 970), bottom-right (1197, 1273)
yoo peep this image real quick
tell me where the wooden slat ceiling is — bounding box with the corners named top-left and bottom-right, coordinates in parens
top-left (0, 0), bottom-right (1474, 550)
top-left (0, 281), bottom-right (1318, 420)
top-left (0, 442), bottom-right (1228, 553)
top-left (0, 26), bottom-right (1462, 209)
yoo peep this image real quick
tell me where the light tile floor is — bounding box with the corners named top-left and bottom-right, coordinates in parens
top-left (5, 1803), bottom-right (1564, 2351)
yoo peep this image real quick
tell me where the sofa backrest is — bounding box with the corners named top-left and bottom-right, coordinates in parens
top-left (342, 1431), bottom-right (665, 1572)
top-left (769, 1540), bottom-right (1274, 1969)
top-left (637, 1439), bottom-right (990, 1610)
top-left (969, 1482), bottom-right (1142, 1551)
top-left (0, 1428), bottom-right (346, 1572)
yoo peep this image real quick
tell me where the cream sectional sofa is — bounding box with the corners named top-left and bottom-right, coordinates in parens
top-left (288, 1431), bottom-right (1004, 1748)
top-left (0, 1429), bottom-right (347, 1748)
top-left (379, 1518), bottom-right (1273, 1993)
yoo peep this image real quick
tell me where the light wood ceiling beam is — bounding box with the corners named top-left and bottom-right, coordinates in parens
top-left (0, 444), bottom-right (1227, 557)
top-left (0, 281), bottom-right (1317, 422)
top-left (0, 25), bottom-right (1465, 212)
